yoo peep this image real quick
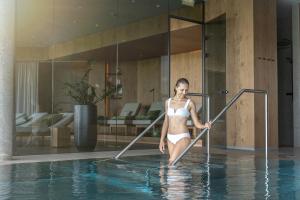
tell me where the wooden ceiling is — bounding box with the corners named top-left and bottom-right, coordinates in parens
top-left (56, 24), bottom-right (202, 62)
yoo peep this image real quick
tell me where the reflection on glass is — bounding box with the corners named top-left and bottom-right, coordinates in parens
top-left (169, 0), bottom-right (204, 22)
top-left (204, 15), bottom-right (226, 147)
top-left (16, 0), bottom-right (210, 155)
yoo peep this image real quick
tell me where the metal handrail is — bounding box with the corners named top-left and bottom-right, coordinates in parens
top-left (186, 93), bottom-right (210, 155)
top-left (115, 92), bottom-right (210, 159)
top-left (114, 112), bottom-right (165, 159)
top-left (171, 88), bottom-right (268, 166)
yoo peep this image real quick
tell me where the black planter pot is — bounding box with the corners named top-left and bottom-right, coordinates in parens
top-left (74, 105), bottom-right (97, 151)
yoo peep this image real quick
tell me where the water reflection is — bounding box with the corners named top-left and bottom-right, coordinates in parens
top-left (265, 159), bottom-right (270, 199)
top-left (159, 165), bottom-right (192, 199)
top-left (72, 160), bottom-right (98, 199)
top-left (0, 165), bottom-right (12, 200)
top-left (158, 156), bottom-right (213, 200)
top-left (1, 153), bottom-right (300, 199)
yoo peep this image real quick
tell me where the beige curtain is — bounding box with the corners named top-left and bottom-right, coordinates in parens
top-left (15, 62), bottom-right (39, 115)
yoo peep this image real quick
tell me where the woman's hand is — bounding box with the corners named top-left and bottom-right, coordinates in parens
top-left (159, 140), bottom-right (165, 153)
top-left (203, 122), bottom-right (211, 129)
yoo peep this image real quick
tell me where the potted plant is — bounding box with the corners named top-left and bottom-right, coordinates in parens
top-left (64, 68), bottom-right (116, 151)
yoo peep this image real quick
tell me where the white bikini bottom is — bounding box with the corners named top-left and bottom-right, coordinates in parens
top-left (167, 133), bottom-right (190, 144)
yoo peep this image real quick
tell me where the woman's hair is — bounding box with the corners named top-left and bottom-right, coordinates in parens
top-left (174, 78), bottom-right (189, 95)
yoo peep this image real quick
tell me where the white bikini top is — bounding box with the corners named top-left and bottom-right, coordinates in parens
top-left (167, 98), bottom-right (191, 118)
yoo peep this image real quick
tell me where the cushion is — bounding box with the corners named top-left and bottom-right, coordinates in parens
top-left (119, 103), bottom-right (140, 116)
top-left (16, 113), bottom-right (26, 120)
top-left (111, 114), bottom-right (134, 120)
top-left (32, 114), bottom-right (63, 127)
top-left (135, 110), bottom-right (160, 120)
top-left (16, 115), bottom-right (31, 126)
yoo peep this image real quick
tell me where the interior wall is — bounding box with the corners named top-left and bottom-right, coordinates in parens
top-left (109, 61), bottom-right (137, 116)
top-left (89, 62), bottom-right (106, 116)
top-left (226, 0), bottom-right (255, 149)
top-left (293, 3), bottom-right (300, 147)
top-left (277, 0), bottom-right (294, 147)
top-left (52, 62), bottom-right (89, 113)
top-left (205, 0), bottom-right (278, 149)
top-left (38, 62), bottom-right (52, 113)
top-left (137, 58), bottom-right (161, 106)
top-left (170, 50), bottom-right (202, 107)
top-left (254, 0), bottom-right (278, 148)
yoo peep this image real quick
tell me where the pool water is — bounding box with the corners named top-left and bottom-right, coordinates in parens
top-left (0, 153), bottom-right (300, 199)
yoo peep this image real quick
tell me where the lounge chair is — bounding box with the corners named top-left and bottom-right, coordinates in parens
top-left (132, 101), bottom-right (164, 136)
top-left (16, 113), bottom-right (74, 146)
top-left (107, 102), bottom-right (141, 135)
top-left (16, 112), bottom-right (48, 134)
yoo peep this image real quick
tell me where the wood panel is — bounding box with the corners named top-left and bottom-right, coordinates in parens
top-left (254, 0), bottom-right (278, 148)
top-left (109, 61), bottom-right (138, 116)
top-left (16, 47), bottom-right (49, 61)
top-left (205, 0), bottom-right (226, 22)
top-left (205, 0), bottom-right (278, 149)
top-left (170, 50), bottom-right (202, 107)
top-left (48, 15), bottom-right (168, 60)
top-left (225, 0), bottom-right (255, 149)
top-left (170, 18), bottom-right (199, 31)
top-left (38, 62), bottom-right (52, 113)
top-left (52, 62), bottom-right (89, 113)
top-left (137, 58), bottom-right (161, 106)
top-left (89, 62), bottom-right (106, 116)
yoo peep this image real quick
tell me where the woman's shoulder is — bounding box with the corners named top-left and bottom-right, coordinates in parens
top-left (187, 98), bottom-right (196, 107)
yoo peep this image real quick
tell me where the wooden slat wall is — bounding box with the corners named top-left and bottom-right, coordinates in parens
top-left (170, 50), bottom-right (202, 106)
top-left (225, 0), bottom-right (255, 149)
top-left (254, 0), bottom-right (278, 148)
top-left (137, 58), bottom-right (161, 105)
top-left (109, 61), bottom-right (138, 116)
top-left (205, 0), bottom-right (278, 149)
top-left (205, 0), bottom-right (226, 22)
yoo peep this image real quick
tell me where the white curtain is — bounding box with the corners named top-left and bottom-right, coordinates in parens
top-left (15, 62), bottom-right (39, 115)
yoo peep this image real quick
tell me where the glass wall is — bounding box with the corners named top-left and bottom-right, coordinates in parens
top-left (204, 15), bottom-right (226, 147)
top-left (14, 0), bottom-right (206, 155)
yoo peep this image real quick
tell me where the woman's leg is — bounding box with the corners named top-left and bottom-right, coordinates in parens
top-left (168, 137), bottom-right (191, 165)
top-left (167, 140), bottom-right (175, 162)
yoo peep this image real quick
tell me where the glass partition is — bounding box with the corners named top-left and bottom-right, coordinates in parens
top-left (169, 17), bottom-right (203, 141)
top-left (204, 15), bottom-right (226, 147)
top-left (14, 0), bottom-right (173, 155)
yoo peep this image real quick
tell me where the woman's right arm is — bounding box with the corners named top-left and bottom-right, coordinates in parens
top-left (159, 100), bottom-right (169, 153)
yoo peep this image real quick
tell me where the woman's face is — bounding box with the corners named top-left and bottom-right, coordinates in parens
top-left (175, 83), bottom-right (189, 98)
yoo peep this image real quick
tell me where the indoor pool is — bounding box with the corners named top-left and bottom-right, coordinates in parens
top-left (0, 152), bottom-right (300, 199)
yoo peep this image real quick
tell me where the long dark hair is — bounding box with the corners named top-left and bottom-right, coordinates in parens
top-left (174, 78), bottom-right (189, 95)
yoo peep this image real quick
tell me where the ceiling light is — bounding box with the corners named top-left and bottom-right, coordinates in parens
top-left (156, 4), bottom-right (161, 8)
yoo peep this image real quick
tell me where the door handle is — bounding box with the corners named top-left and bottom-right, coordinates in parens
top-left (219, 90), bottom-right (229, 95)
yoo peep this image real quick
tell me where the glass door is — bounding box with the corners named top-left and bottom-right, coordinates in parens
top-left (204, 15), bottom-right (226, 147)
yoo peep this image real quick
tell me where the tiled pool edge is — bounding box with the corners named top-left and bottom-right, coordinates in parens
top-left (0, 149), bottom-right (161, 166)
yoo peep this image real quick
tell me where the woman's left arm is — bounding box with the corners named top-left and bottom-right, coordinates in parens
top-left (189, 100), bottom-right (211, 129)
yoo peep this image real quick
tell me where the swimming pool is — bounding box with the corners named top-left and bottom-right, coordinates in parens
top-left (0, 152), bottom-right (299, 199)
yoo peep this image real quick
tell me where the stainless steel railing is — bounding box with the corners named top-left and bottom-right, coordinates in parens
top-left (171, 89), bottom-right (268, 166)
top-left (114, 112), bottom-right (165, 159)
top-left (187, 93), bottom-right (210, 155)
top-left (115, 93), bottom-right (210, 159)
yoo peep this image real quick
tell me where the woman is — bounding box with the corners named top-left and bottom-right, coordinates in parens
top-left (159, 78), bottom-right (211, 165)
